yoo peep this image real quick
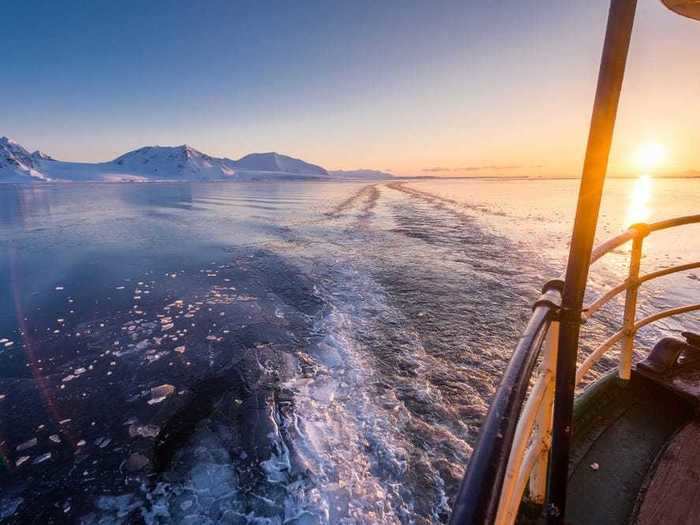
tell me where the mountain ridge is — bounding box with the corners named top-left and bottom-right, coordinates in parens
top-left (0, 137), bottom-right (390, 182)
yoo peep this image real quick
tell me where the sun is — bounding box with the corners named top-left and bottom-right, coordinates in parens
top-left (633, 142), bottom-right (666, 173)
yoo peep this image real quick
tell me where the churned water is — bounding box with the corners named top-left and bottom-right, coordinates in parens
top-left (0, 178), bottom-right (697, 524)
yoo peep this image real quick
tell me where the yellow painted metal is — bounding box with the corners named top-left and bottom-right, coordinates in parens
top-left (577, 304), bottom-right (700, 384)
top-left (529, 321), bottom-right (559, 505)
top-left (495, 323), bottom-right (558, 525)
top-left (619, 236), bottom-right (643, 379)
top-left (584, 261), bottom-right (700, 319)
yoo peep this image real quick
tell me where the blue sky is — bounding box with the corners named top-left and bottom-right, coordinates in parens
top-left (3, 1), bottom-right (699, 175)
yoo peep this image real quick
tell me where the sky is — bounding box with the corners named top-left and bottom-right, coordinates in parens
top-left (2, 0), bottom-right (699, 176)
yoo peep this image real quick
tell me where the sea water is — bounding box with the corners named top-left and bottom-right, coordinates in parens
top-left (0, 178), bottom-right (697, 523)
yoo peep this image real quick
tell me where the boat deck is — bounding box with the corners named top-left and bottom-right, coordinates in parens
top-left (635, 420), bottom-right (700, 525)
top-left (563, 335), bottom-right (700, 525)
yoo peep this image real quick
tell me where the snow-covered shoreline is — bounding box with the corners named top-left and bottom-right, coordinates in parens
top-left (0, 137), bottom-right (393, 183)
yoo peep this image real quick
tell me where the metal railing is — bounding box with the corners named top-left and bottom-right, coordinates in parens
top-left (577, 214), bottom-right (700, 383)
top-left (450, 283), bottom-right (561, 524)
top-left (451, 214), bottom-right (700, 525)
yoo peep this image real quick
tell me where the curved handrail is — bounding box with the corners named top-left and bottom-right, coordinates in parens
top-left (577, 214), bottom-right (700, 382)
top-left (647, 214), bottom-right (700, 233)
top-left (451, 214), bottom-right (699, 525)
top-left (589, 214), bottom-right (700, 264)
top-left (449, 287), bottom-right (560, 525)
top-left (577, 303), bottom-right (700, 383)
top-left (584, 261), bottom-right (700, 319)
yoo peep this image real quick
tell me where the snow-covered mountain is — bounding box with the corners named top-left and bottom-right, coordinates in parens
top-left (111, 145), bottom-right (237, 179)
top-left (0, 137), bottom-right (392, 183)
top-left (234, 152), bottom-right (327, 176)
top-left (0, 137), bottom-right (51, 182)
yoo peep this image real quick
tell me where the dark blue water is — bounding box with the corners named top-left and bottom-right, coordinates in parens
top-left (0, 180), bottom-right (692, 524)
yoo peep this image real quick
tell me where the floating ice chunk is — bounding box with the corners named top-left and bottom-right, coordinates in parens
top-left (128, 423), bottom-right (160, 438)
top-left (33, 452), bottom-right (52, 464)
top-left (55, 286), bottom-right (64, 291)
top-left (148, 384), bottom-right (175, 404)
top-left (0, 338), bottom-right (8, 343)
top-left (116, 286), bottom-right (125, 290)
top-left (61, 374), bottom-right (76, 383)
top-left (144, 352), bottom-right (163, 363)
top-left (161, 324), bottom-right (174, 331)
top-left (73, 367), bottom-right (87, 375)
top-left (126, 453), bottom-right (150, 472)
top-left (49, 434), bottom-right (61, 443)
top-left (174, 345), bottom-right (186, 354)
top-left (59, 419), bottom-right (72, 425)
top-left (57, 319), bottom-right (65, 323)
top-left (76, 440), bottom-right (86, 447)
top-left (16, 438), bottom-right (37, 451)
top-left (4, 341), bottom-right (14, 348)
top-left (0, 394), bottom-right (5, 401)
top-left (206, 335), bottom-right (219, 342)
top-left (95, 437), bottom-right (111, 448)
top-left (15, 456), bottom-right (30, 467)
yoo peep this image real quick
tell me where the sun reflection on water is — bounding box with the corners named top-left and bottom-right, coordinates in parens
top-left (625, 174), bottom-right (654, 227)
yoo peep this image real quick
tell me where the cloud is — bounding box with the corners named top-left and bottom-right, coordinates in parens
top-left (421, 167), bottom-right (453, 172)
top-left (422, 164), bottom-right (544, 172)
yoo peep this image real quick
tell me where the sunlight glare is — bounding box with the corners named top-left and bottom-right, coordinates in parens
top-left (625, 174), bottom-right (654, 227)
top-left (633, 142), bottom-right (666, 173)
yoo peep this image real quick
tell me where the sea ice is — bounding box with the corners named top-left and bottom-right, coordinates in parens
top-left (16, 438), bottom-right (37, 451)
top-left (148, 384), bottom-right (175, 404)
top-left (126, 453), bottom-right (149, 472)
top-left (128, 423), bottom-right (160, 438)
top-left (33, 452), bottom-right (51, 464)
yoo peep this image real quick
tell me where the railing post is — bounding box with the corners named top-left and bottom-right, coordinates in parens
top-left (529, 321), bottom-right (559, 504)
top-left (619, 235), bottom-right (643, 379)
top-left (547, 1), bottom-right (637, 521)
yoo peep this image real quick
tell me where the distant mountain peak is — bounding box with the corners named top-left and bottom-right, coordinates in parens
top-left (32, 150), bottom-right (55, 161)
top-left (1, 136), bottom-right (385, 183)
top-left (234, 151), bottom-right (328, 176)
top-left (0, 137), bottom-right (50, 181)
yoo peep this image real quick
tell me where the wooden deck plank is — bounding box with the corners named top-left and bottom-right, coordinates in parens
top-left (636, 420), bottom-right (700, 525)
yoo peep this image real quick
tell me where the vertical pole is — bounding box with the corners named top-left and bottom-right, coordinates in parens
top-left (619, 236), bottom-right (643, 379)
top-left (546, 1), bottom-right (637, 522)
top-left (529, 321), bottom-right (559, 504)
